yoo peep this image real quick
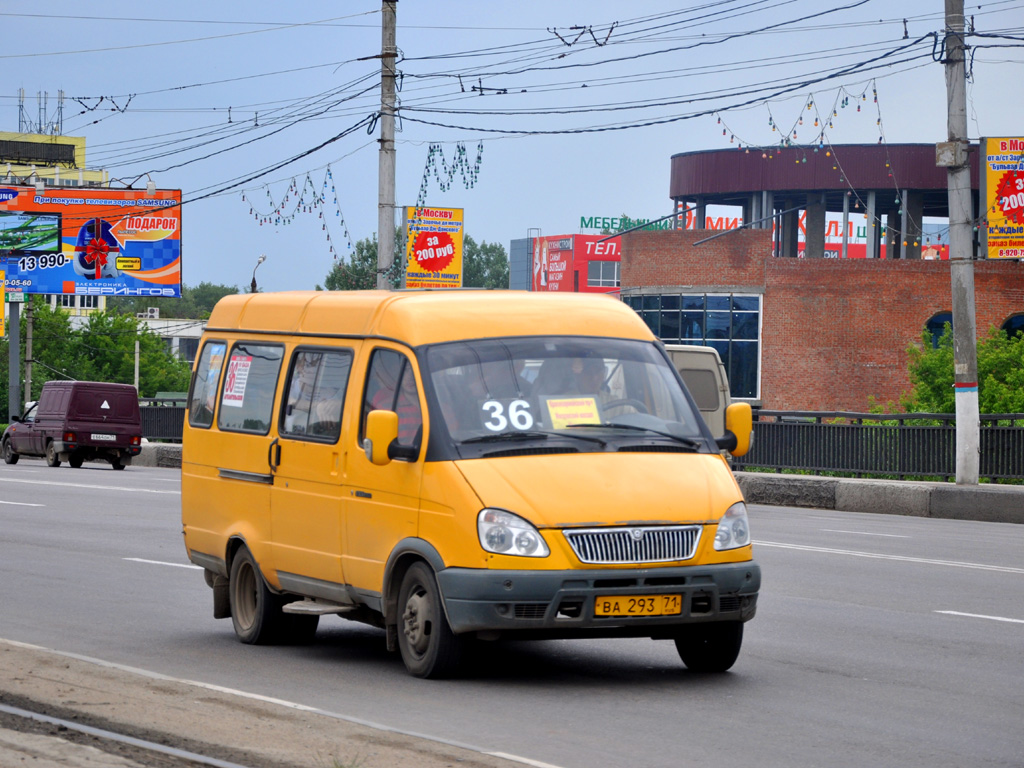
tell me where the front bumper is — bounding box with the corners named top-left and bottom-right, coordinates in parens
top-left (437, 561), bottom-right (760, 636)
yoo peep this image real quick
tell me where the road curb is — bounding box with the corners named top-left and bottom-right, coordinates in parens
top-left (735, 472), bottom-right (1024, 524)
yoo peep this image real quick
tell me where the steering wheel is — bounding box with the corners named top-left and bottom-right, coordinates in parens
top-left (602, 398), bottom-right (649, 414)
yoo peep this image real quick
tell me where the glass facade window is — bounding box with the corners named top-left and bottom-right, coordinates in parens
top-left (624, 293), bottom-right (761, 400)
top-left (587, 260), bottom-right (620, 287)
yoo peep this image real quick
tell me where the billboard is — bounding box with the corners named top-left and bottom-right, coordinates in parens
top-left (981, 137), bottom-right (1024, 259)
top-left (531, 234), bottom-right (622, 293)
top-left (404, 206), bottom-right (463, 289)
top-left (0, 186), bottom-right (182, 297)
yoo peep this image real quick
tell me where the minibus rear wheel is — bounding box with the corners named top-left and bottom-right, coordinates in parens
top-left (229, 547), bottom-right (285, 645)
top-left (674, 621), bottom-right (743, 672)
top-left (397, 562), bottom-right (462, 679)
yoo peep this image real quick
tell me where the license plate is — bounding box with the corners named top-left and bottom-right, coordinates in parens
top-left (91, 433), bottom-right (116, 441)
top-left (594, 594), bottom-right (682, 617)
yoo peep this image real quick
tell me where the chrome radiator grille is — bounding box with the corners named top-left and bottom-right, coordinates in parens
top-left (563, 526), bottom-right (701, 564)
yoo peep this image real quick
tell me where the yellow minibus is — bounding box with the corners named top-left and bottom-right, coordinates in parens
top-left (181, 290), bottom-right (759, 678)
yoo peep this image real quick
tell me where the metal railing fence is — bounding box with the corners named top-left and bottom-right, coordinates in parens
top-left (138, 402), bottom-right (1024, 481)
top-left (732, 411), bottom-right (1024, 481)
top-left (140, 399), bottom-right (186, 441)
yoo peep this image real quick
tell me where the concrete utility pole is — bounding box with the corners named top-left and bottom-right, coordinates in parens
top-left (944, 0), bottom-right (980, 484)
top-left (377, 0), bottom-right (398, 290)
top-left (7, 302), bottom-right (20, 418)
top-left (25, 299), bottom-right (33, 403)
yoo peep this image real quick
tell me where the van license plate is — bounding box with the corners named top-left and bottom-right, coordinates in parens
top-left (594, 594), bottom-right (682, 617)
top-left (91, 433), bottom-right (116, 441)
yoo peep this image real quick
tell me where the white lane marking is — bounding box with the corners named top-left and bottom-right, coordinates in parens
top-left (0, 499), bottom-right (45, 507)
top-left (755, 540), bottom-right (1024, 574)
top-left (486, 753), bottom-right (567, 768)
top-left (0, 477), bottom-right (179, 494)
top-left (0, 638), bottom-right (567, 768)
top-left (936, 611), bottom-right (1024, 625)
top-left (821, 529), bottom-right (909, 538)
top-left (124, 558), bottom-right (201, 570)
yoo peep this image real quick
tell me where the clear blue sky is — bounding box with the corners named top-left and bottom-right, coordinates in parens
top-left (4, 1), bottom-right (1022, 291)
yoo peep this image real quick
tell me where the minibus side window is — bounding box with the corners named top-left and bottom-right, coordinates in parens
top-left (361, 349), bottom-right (422, 451)
top-left (217, 342), bottom-right (284, 435)
top-left (281, 348), bottom-right (353, 442)
top-left (188, 341), bottom-right (226, 428)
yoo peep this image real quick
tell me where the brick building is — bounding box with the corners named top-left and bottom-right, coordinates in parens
top-left (619, 229), bottom-right (1024, 411)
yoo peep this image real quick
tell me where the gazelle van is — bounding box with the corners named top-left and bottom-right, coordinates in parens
top-left (181, 290), bottom-right (760, 678)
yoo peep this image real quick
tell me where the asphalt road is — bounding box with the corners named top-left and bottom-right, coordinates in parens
top-left (1, 458), bottom-right (1022, 768)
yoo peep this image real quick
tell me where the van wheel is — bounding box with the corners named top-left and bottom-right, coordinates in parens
top-left (397, 562), bottom-right (462, 678)
top-left (2, 439), bottom-right (18, 465)
top-left (674, 621), bottom-right (743, 673)
top-left (111, 462), bottom-right (126, 470)
top-left (69, 453), bottom-right (84, 469)
top-left (228, 547), bottom-right (285, 645)
top-left (45, 441), bottom-right (61, 468)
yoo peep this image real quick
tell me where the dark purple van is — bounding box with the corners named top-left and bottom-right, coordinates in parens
top-left (2, 381), bottom-right (142, 470)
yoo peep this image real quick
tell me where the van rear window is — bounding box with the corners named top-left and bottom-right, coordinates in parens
top-left (217, 342), bottom-right (284, 435)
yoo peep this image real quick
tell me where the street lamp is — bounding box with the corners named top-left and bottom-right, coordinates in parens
top-left (250, 254), bottom-right (266, 293)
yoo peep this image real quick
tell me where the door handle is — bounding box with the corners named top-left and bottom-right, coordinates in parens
top-left (268, 437), bottom-right (281, 473)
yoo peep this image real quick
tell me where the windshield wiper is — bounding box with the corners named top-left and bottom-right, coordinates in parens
top-left (563, 423), bottom-right (702, 450)
top-left (461, 429), bottom-right (606, 447)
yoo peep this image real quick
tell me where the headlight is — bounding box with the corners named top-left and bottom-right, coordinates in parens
top-left (478, 509), bottom-right (550, 557)
top-left (713, 502), bottom-right (751, 551)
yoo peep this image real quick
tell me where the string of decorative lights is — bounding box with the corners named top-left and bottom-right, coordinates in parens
top-left (242, 164), bottom-right (355, 261)
top-left (711, 78), bottom-right (966, 258)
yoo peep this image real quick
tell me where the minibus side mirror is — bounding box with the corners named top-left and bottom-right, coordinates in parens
top-left (716, 402), bottom-right (752, 457)
top-left (10, 414), bottom-right (22, 423)
top-left (364, 409), bottom-right (399, 466)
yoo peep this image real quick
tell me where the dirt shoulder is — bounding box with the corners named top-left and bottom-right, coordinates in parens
top-left (0, 640), bottom-right (521, 768)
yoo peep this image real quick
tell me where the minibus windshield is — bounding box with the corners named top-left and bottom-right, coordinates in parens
top-left (425, 337), bottom-right (703, 446)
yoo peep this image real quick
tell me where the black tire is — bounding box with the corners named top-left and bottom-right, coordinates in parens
top-left (111, 462), bottom-right (126, 470)
top-left (674, 621), bottom-right (744, 673)
top-left (228, 547), bottom-right (287, 645)
top-left (2, 439), bottom-right (18, 465)
top-left (397, 562), bottom-right (463, 679)
top-left (69, 453), bottom-right (84, 469)
top-left (45, 441), bottom-right (61, 468)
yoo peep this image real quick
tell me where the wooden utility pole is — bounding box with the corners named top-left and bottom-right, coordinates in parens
top-left (377, 0), bottom-right (398, 289)
top-left (944, 0), bottom-right (980, 484)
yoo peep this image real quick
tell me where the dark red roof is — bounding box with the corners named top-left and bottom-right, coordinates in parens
top-left (669, 143), bottom-right (980, 216)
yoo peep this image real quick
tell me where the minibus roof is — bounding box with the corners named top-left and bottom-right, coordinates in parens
top-left (205, 290), bottom-right (654, 347)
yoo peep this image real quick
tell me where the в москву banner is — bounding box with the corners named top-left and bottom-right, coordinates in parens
top-left (0, 186), bottom-right (182, 297)
top-left (982, 137), bottom-right (1024, 259)
top-left (405, 206), bottom-right (463, 289)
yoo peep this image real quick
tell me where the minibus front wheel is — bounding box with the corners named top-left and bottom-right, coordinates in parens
top-left (673, 621), bottom-right (743, 672)
top-left (397, 562), bottom-right (463, 679)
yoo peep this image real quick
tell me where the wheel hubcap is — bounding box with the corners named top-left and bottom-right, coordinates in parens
top-left (402, 589), bottom-right (430, 655)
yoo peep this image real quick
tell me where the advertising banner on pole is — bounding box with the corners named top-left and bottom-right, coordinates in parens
top-left (404, 206), bottom-right (463, 289)
top-left (981, 137), bottom-right (1024, 259)
top-left (0, 185), bottom-right (182, 297)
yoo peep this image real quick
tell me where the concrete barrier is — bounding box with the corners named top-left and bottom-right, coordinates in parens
top-left (138, 445), bottom-right (1023, 525)
top-left (735, 471), bottom-right (1024, 525)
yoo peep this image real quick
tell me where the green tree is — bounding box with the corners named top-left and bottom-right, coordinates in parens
top-left (462, 235), bottom-right (509, 289)
top-left (902, 324), bottom-right (1024, 413)
top-left (77, 310), bottom-right (191, 397)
